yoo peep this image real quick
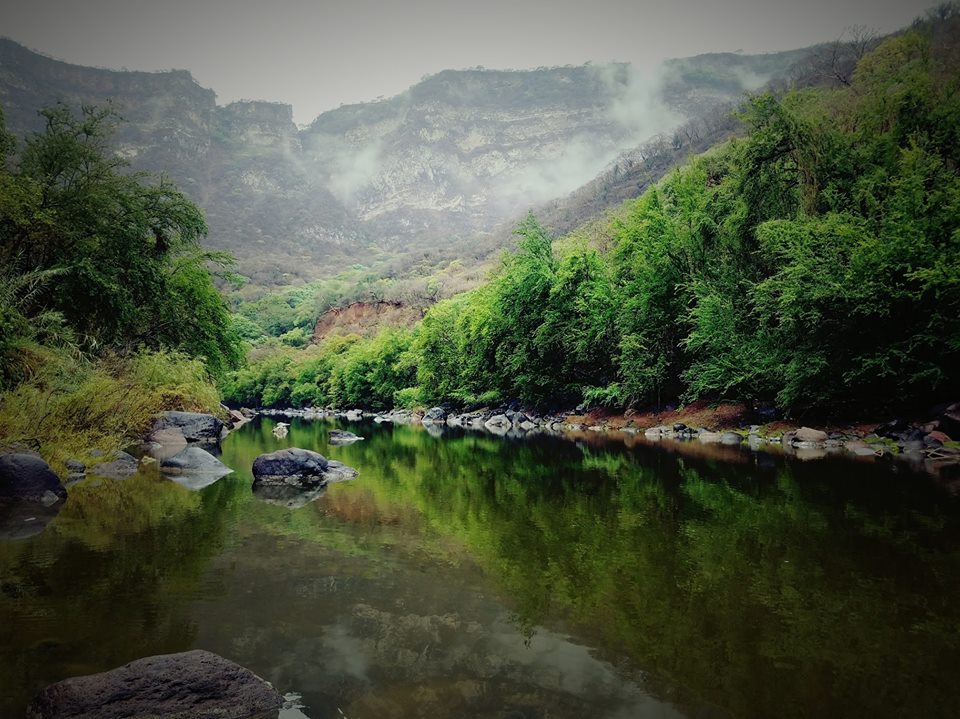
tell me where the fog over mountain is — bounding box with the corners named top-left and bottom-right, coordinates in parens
top-left (0, 36), bottom-right (809, 285)
top-left (2, 0), bottom-right (931, 125)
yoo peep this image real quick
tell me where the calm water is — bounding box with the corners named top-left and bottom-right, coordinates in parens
top-left (2, 417), bottom-right (960, 718)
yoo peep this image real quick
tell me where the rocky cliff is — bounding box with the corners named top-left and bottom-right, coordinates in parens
top-left (0, 38), bottom-right (807, 285)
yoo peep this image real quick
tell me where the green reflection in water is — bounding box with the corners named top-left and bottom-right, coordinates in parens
top-left (246, 418), bottom-right (960, 718)
top-left (1, 416), bottom-right (959, 719)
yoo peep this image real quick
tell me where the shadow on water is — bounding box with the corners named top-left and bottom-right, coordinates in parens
top-left (2, 415), bottom-right (959, 718)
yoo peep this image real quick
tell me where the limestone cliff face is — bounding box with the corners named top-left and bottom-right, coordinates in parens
top-left (0, 38), bottom-right (806, 284)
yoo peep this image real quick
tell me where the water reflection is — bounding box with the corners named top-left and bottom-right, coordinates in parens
top-left (0, 417), bottom-right (958, 718)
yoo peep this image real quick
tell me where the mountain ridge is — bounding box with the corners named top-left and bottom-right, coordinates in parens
top-left (0, 36), bottom-right (808, 286)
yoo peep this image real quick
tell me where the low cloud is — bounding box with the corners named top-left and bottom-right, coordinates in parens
top-left (598, 62), bottom-right (684, 139)
top-left (326, 139), bottom-right (385, 205)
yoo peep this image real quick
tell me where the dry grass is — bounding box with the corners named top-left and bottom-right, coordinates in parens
top-left (0, 349), bottom-right (221, 475)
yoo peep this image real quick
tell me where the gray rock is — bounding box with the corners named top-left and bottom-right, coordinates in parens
top-left (153, 411), bottom-right (226, 443)
top-left (0, 454), bottom-right (67, 504)
top-left (720, 432), bottom-right (743, 445)
top-left (90, 452), bottom-right (138, 480)
top-left (0, 453), bottom-right (66, 541)
top-left (324, 460), bottom-right (359, 482)
top-left (252, 448), bottom-right (357, 489)
top-left (27, 649), bottom-right (283, 719)
top-left (484, 414), bottom-right (511, 429)
top-left (328, 429), bottom-right (364, 445)
top-left (65, 459), bottom-right (85, 473)
top-left (160, 447), bottom-right (232, 488)
top-left (422, 406), bottom-right (447, 423)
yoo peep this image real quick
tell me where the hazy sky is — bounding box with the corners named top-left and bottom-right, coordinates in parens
top-left (3, 0), bottom-right (933, 124)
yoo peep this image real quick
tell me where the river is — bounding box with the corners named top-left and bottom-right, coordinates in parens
top-left (2, 416), bottom-right (959, 718)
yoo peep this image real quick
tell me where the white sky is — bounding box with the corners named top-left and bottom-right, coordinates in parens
top-left (2, 0), bottom-right (934, 124)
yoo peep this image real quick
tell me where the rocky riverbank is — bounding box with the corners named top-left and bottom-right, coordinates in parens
top-left (253, 401), bottom-right (960, 482)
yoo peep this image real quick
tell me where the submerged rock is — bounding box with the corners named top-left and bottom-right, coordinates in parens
top-left (328, 429), bottom-right (364, 445)
top-left (27, 649), bottom-right (283, 719)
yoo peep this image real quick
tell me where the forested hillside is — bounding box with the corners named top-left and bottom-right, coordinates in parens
top-left (225, 13), bottom-right (960, 418)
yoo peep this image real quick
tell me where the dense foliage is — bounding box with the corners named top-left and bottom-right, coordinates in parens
top-left (0, 103), bottom-right (243, 379)
top-left (227, 23), bottom-right (960, 416)
top-left (0, 103), bottom-right (239, 460)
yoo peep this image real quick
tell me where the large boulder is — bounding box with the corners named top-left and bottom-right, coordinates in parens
top-left (0, 453), bottom-right (66, 505)
top-left (27, 649), bottom-right (283, 719)
top-left (252, 448), bottom-right (357, 488)
top-left (153, 411), bottom-right (226, 444)
top-left (0, 453), bottom-right (66, 541)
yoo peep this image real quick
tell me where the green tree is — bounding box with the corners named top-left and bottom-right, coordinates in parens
top-left (0, 103), bottom-right (242, 377)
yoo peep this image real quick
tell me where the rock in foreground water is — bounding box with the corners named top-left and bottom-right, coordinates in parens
top-left (0, 453), bottom-right (66, 505)
top-left (252, 448), bottom-right (358, 488)
top-left (0, 453), bottom-right (66, 541)
top-left (27, 649), bottom-right (283, 719)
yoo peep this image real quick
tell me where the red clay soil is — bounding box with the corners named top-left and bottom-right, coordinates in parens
top-left (563, 400), bottom-right (908, 435)
top-left (568, 400), bottom-right (752, 431)
top-left (312, 301), bottom-right (422, 341)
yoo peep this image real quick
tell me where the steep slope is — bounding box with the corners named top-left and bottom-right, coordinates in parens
top-left (0, 38), bottom-right (806, 285)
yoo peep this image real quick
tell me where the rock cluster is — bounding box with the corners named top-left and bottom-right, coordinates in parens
top-left (141, 410), bottom-right (242, 488)
top-left (255, 401), bottom-right (960, 474)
